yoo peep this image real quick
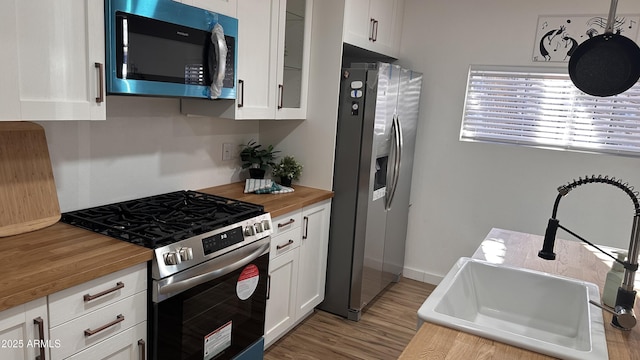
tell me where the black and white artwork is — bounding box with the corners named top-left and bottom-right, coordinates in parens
top-left (533, 14), bottom-right (640, 62)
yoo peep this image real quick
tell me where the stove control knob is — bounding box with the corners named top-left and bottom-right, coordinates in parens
top-left (179, 247), bottom-right (193, 261)
top-left (244, 225), bottom-right (255, 236)
top-left (262, 220), bottom-right (271, 231)
top-left (255, 222), bottom-right (264, 233)
top-left (164, 252), bottom-right (181, 266)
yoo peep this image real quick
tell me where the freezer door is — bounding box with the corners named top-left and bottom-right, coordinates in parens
top-left (382, 68), bottom-right (423, 285)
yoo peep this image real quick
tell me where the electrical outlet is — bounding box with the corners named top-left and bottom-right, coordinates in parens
top-left (222, 143), bottom-right (233, 161)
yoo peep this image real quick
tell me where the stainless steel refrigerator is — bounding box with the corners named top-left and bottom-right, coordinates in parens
top-left (320, 62), bottom-right (422, 321)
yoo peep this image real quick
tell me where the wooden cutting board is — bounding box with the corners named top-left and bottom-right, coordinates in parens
top-left (0, 122), bottom-right (60, 237)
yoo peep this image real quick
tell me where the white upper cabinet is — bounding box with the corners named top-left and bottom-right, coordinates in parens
top-left (275, 0), bottom-right (312, 119)
top-left (343, 0), bottom-right (404, 58)
top-left (178, 0), bottom-right (237, 17)
top-left (181, 0), bottom-right (312, 120)
top-left (0, 0), bottom-right (106, 121)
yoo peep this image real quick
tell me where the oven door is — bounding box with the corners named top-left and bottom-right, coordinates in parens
top-left (151, 238), bottom-right (269, 360)
top-left (105, 0), bottom-right (237, 99)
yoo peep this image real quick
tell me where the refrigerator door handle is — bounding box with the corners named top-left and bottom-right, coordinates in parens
top-left (386, 115), bottom-right (403, 210)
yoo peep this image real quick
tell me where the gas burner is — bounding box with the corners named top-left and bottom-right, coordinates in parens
top-left (61, 190), bottom-right (264, 248)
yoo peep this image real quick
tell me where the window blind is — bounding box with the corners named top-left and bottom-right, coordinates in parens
top-left (460, 65), bottom-right (640, 156)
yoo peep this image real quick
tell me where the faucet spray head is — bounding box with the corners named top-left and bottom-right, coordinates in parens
top-left (538, 218), bottom-right (559, 260)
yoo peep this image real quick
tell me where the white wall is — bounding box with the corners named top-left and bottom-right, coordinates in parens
top-left (40, 96), bottom-right (259, 212)
top-left (399, 0), bottom-right (640, 284)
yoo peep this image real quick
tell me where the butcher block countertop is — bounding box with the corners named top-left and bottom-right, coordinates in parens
top-left (199, 182), bottom-right (334, 218)
top-left (0, 182), bottom-right (332, 313)
top-left (0, 223), bottom-right (153, 312)
top-left (399, 228), bottom-right (640, 360)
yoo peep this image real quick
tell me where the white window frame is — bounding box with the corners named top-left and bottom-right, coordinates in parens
top-left (460, 65), bottom-right (640, 156)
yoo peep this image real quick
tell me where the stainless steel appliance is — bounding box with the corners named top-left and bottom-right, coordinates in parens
top-left (61, 190), bottom-right (272, 360)
top-left (105, 0), bottom-right (238, 99)
top-left (320, 62), bottom-right (422, 321)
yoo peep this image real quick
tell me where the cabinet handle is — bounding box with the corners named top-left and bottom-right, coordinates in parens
top-left (277, 218), bottom-right (296, 228)
top-left (303, 216), bottom-right (309, 240)
top-left (369, 18), bottom-right (375, 41)
top-left (266, 275), bottom-right (271, 300)
top-left (83, 281), bottom-right (124, 302)
top-left (84, 314), bottom-right (125, 337)
top-left (238, 79), bottom-right (244, 108)
top-left (372, 19), bottom-right (379, 42)
top-left (33, 317), bottom-right (45, 360)
top-left (95, 62), bottom-right (104, 103)
top-left (278, 84), bottom-right (284, 109)
top-left (276, 239), bottom-right (294, 250)
top-left (138, 339), bottom-right (146, 360)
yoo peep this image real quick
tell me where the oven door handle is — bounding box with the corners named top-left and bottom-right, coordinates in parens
top-left (154, 238), bottom-right (270, 302)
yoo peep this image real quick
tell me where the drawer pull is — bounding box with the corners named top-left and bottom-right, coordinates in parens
top-left (84, 314), bottom-right (124, 337)
top-left (95, 62), bottom-right (104, 103)
top-left (138, 339), bottom-right (146, 360)
top-left (276, 240), bottom-right (294, 250)
top-left (83, 281), bottom-right (124, 302)
top-left (277, 219), bottom-right (295, 228)
top-left (33, 317), bottom-right (45, 360)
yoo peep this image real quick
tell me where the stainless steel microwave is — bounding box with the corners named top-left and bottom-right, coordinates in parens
top-left (105, 0), bottom-right (238, 99)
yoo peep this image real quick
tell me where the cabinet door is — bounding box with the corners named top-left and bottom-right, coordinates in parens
top-left (368, 0), bottom-right (401, 55)
top-left (0, 298), bottom-right (49, 360)
top-left (183, 0), bottom-right (237, 17)
top-left (295, 200), bottom-right (331, 319)
top-left (275, 0), bottom-right (312, 119)
top-left (65, 322), bottom-right (147, 360)
top-left (264, 247), bottom-right (299, 348)
top-left (235, 0), bottom-right (279, 119)
top-left (343, 0), bottom-right (403, 58)
top-left (1, 0), bottom-right (106, 121)
top-left (343, 0), bottom-right (373, 49)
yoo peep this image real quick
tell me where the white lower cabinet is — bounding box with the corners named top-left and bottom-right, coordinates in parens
top-left (48, 263), bottom-right (148, 360)
top-left (264, 235), bottom-right (299, 347)
top-left (295, 200), bottom-right (331, 319)
top-left (0, 297), bottom-right (49, 360)
top-left (264, 199), bottom-right (331, 348)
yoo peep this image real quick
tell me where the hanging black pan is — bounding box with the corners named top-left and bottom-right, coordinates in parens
top-left (569, 0), bottom-right (640, 97)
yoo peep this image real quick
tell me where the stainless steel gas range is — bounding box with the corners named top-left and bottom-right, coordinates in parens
top-left (61, 190), bottom-right (272, 360)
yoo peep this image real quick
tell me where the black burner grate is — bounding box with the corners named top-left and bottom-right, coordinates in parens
top-left (60, 190), bottom-right (264, 248)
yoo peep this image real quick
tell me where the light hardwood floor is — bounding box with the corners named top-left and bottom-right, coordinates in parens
top-left (264, 278), bottom-right (436, 360)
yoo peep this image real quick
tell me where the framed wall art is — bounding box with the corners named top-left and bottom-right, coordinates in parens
top-left (532, 14), bottom-right (640, 62)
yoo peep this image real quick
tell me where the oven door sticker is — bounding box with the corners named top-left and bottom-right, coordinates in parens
top-left (204, 321), bottom-right (232, 360)
top-left (236, 264), bottom-right (259, 300)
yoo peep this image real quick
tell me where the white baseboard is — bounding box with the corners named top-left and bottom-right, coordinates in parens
top-left (403, 266), bottom-right (443, 285)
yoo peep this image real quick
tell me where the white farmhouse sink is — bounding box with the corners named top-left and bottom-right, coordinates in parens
top-left (417, 257), bottom-right (608, 360)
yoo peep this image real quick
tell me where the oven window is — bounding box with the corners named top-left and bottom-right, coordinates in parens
top-left (156, 253), bottom-right (268, 360)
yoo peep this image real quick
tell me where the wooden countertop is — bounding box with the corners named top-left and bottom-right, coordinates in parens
top-left (0, 182), bottom-right (332, 312)
top-left (399, 228), bottom-right (640, 360)
top-left (0, 222), bottom-right (153, 312)
top-left (198, 182), bottom-right (334, 218)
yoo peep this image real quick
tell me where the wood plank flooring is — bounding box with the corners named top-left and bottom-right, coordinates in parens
top-left (264, 278), bottom-right (436, 360)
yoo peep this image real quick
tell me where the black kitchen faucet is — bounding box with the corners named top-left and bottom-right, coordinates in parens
top-left (538, 175), bottom-right (640, 330)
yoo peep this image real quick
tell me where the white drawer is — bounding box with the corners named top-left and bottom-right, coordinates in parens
top-left (270, 227), bottom-right (301, 260)
top-left (49, 291), bottom-right (147, 360)
top-left (48, 263), bottom-right (147, 327)
top-left (271, 210), bottom-right (302, 236)
top-left (65, 321), bottom-right (146, 360)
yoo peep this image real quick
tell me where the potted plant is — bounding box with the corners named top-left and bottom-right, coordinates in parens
top-left (272, 155), bottom-right (303, 187)
top-left (239, 140), bottom-right (279, 179)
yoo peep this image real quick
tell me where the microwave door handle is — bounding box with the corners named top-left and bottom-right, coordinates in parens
top-left (209, 23), bottom-right (227, 99)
